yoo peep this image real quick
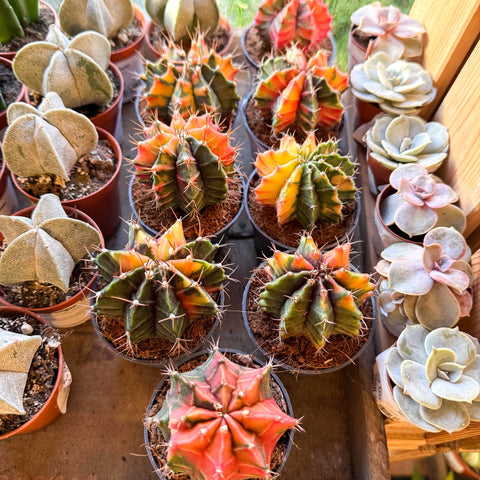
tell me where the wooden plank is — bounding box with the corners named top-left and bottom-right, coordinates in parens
top-left (409, 0), bottom-right (480, 119)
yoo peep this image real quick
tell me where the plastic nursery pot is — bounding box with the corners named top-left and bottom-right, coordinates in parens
top-left (353, 97), bottom-right (382, 128)
top-left (0, 0), bottom-right (59, 61)
top-left (127, 174), bottom-right (245, 244)
top-left (143, 348), bottom-right (295, 479)
top-left (111, 4), bottom-right (148, 102)
top-left (366, 147), bottom-right (393, 191)
top-left (0, 306), bottom-right (66, 439)
top-left (244, 170), bottom-right (361, 257)
top-left (91, 290), bottom-right (224, 367)
top-left (144, 14), bottom-right (233, 60)
top-left (11, 127), bottom-right (123, 239)
top-left (0, 206), bottom-right (104, 328)
top-left (0, 142), bottom-right (19, 215)
top-left (0, 58), bottom-right (27, 131)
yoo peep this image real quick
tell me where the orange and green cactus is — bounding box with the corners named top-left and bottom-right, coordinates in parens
top-left (140, 35), bottom-right (239, 122)
top-left (255, 0), bottom-right (332, 53)
top-left (260, 236), bottom-right (375, 350)
top-left (254, 46), bottom-right (348, 136)
top-left (150, 348), bottom-right (299, 479)
top-left (255, 133), bottom-right (357, 228)
top-left (133, 111), bottom-right (236, 214)
top-left (93, 220), bottom-right (228, 345)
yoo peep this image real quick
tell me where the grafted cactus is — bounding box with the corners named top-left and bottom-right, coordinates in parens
top-left (148, 348), bottom-right (299, 479)
top-left (133, 111), bottom-right (236, 214)
top-left (0, 0), bottom-right (39, 44)
top-left (254, 46), bottom-right (348, 135)
top-left (351, 2), bottom-right (425, 60)
top-left (145, 0), bottom-right (220, 42)
top-left (375, 227), bottom-right (473, 330)
top-left (2, 92), bottom-right (98, 180)
top-left (93, 220), bottom-right (228, 345)
top-left (0, 194), bottom-right (101, 292)
top-left (254, 0), bottom-right (331, 53)
top-left (380, 164), bottom-right (465, 237)
top-left (385, 325), bottom-right (480, 433)
top-left (366, 115), bottom-right (449, 173)
top-left (255, 133), bottom-right (356, 228)
top-left (58, 0), bottom-right (133, 39)
top-left (259, 236), bottom-right (375, 350)
top-left (351, 52), bottom-right (436, 115)
top-left (13, 26), bottom-right (113, 109)
top-left (140, 36), bottom-right (239, 122)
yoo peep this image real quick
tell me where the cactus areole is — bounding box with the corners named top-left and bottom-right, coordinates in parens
top-left (147, 348), bottom-right (298, 479)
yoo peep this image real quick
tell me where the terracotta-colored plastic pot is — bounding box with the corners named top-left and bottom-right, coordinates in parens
top-left (11, 127), bottom-right (122, 239)
top-left (111, 4), bottom-right (148, 102)
top-left (0, 141), bottom-right (19, 215)
top-left (0, 0), bottom-right (58, 61)
top-left (0, 58), bottom-right (27, 131)
top-left (353, 97), bottom-right (382, 128)
top-left (0, 206), bottom-right (105, 328)
top-left (366, 147), bottom-right (393, 190)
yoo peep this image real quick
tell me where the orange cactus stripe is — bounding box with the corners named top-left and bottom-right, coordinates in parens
top-left (218, 56), bottom-right (239, 82)
top-left (168, 417), bottom-right (222, 455)
top-left (254, 67), bottom-right (299, 106)
top-left (276, 165), bottom-right (302, 224)
top-left (146, 64), bottom-right (176, 109)
top-left (279, 134), bottom-right (301, 155)
top-left (270, 0), bottom-right (299, 50)
top-left (254, 149), bottom-right (297, 176)
top-left (308, 0), bottom-right (332, 45)
top-left (255, 162), bottom-right (300, 205)
top-left (109, 250), bottom-right (152, 272)
top-left (299, 132), bottom-right (317, 157)
top-left (310, 64), bottom-right (348, 92)
top-left (323, 244), bottom-right (351, 270)
top-left (272, 71), bottom-right (305, 134)
top-left (152, 220), bottom-right (186, 260)
top-left (273, 250), bottom-right (314, 273)
top-left (333, 268), bottom-right (372, 294)
top-left (168, 258), bottom-right (205, 278)
top-left (317, 105), bottom-right (344, 128)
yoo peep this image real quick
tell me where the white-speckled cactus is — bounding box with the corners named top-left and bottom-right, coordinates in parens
top-left (2, 92), bottom-right (98, 180)
top-left (0, 328), bottom-right (42, 415)
top-left (386, 325), bottom-right (480, 433)
top-left (58, 0), bottom-right (133, 39)
top-left (0, 194), bottom-right (101, 292)
top-left (12, 26), bottom-right (113, 109)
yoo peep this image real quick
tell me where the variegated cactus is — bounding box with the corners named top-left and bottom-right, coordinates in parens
top-left (0, 194), bottom-right (101, 292)
top-left (375, 227), bottom-right (473, 330)
top-left (260, 236), bottom-right (375, 350)
top-left (2, 92), bottom-right (98, 180)
top-left (13, 26), bottom-right (113, 109)
top-left (254, 0), bottom-right (331, 53)
top-left (133, 111), bottom-right (236, 214)
top-left (254, 46), bottom-right (348, 136)
top-left (145, 0), bottom-right (220, 42)
top-left (0, 0), bottom-right (39, 44)
top-left (58, 0), bottom-right (134, 39)
top-left (148, 347), bottom-right (299, 479)
top-left (140, 35), bottom-right (239, 122)
top-left (93, 220), bottom-right (228, 345)
top-left (255, 133), bottom-right (356, 228)
top-left (386, 325), bottom-right (480, 433)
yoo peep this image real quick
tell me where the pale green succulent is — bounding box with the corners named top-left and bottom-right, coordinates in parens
top-left (366, 115), bottom-right (449, 173)
top-left (0, 194), bottom-right (101, 292)
top-left (13, 26), bottom-right (113, 109)
top-left (2, 92), bottom-right (98, 180)
top-left (386, 324), bottom-right (480, 433)
top-left (351, 52), bottom-right (436, 115)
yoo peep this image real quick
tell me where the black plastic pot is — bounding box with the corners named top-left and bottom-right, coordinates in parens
top-left (143, 348), bottom-right (295, 479)
top-left (242, 264), bottom-right (376, 375)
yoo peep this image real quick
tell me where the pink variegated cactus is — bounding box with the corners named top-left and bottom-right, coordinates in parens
top-left (351, 2), bottom-right (425, 60)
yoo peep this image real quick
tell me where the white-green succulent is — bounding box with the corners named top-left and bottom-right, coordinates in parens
top-left (366, 115), bottom-right (449, 173)
top-left (386, 325), bottom-right (480, 433)
top-left (351, 52), bottom-right (436, 115)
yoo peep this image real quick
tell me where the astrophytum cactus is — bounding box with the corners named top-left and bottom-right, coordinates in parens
top-left (380, 164), bottom-right (465, 238)
top-left (148, 348), bottom-right (299, 479)
top-left (351, 52), bottom-right (436, 115)
top-left (259, 236), bottom-right (375, 349)
top-left (254, 0), bottom-right (331, 53)
top-left (93, 220), bottom-right (228, 345)
top-left (375, 227), bottom-right (473, 330)
top-left (133, 111), bottom-right (236, 213)
top-left (141, 36), bottom-right (239, 121)
top-left (255, 133), bottom-right (357, 228)
top-left (0, 194), bottom-right (101, 292)
top-left (385, 325), bottom-right (480, 433)
top-left (12, 26), bottom-right (113, 109)
top-left (2, 92), bottom-right (98, 180)
top-left (0, 0), bottom-right (39, 44)
top-left (254, 46), bottom-right (348, 135)
top-left (351, 2), bottom-right (425, 60)
top-left (58, 0), bottom-right (133, 39)
top-left (0, 329), bottom-right (42, 414)
top-left (366, 115), bottom-right (449, 173)
top-left (145, 0), bottom-right (220, 42)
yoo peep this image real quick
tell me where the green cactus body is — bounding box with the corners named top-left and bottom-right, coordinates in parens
top-left (0, 0), bottom-right (39, 44)
top-left (93, 220), bottom-right (227, 345)
top-left (259, 236), bottom-right (375, 350)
